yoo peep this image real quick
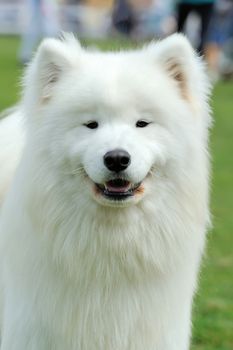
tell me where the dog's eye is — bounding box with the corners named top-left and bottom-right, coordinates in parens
top-left (136, 120), bottom-right (150, 128)
top-left (84, 121), bottom-right (98, 129)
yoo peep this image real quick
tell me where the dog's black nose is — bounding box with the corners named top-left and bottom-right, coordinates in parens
top-left (104, 149), bottom-right (131, 172)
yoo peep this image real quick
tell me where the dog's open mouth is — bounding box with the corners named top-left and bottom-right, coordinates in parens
top-left (95, 179), bottom-right (142, 200)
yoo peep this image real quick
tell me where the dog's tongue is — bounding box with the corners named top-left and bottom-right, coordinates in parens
top-left (105, 179), bottom-right (131, 193)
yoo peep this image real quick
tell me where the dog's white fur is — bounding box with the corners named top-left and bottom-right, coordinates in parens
top-left (0, 34), bottom-right (211, 350)
top-left (0, 110), bottom-right (24, 207)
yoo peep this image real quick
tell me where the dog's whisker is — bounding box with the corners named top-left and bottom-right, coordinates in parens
top-left (148, 167), bottom-right (157, 176)
top-left (71, 167), bottom-right (85, 175)
top-left (61, 167), bottom-right (85, 176)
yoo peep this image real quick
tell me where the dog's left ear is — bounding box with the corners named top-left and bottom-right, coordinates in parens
top-left (23, 34), bottom-right (81, 107)
top-left (150, 34), bottom-right (205, 102)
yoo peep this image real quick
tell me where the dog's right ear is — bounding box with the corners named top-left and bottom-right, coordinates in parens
top-left (23, 34), bottom-right (81, 107)
top-left (146, 34), bottom-right (210, 107)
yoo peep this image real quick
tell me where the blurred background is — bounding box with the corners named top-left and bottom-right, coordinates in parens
top-left (0, 0), bottom-right (232, 349)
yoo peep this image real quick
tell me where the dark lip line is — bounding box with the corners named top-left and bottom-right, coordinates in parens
top-left (95, 182), bottom-right (142, 200)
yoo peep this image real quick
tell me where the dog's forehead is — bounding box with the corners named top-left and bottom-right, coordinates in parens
top-left (82, 51), bottom-right (157, 83)
top-left (69, 55), bottom-right (167, 113)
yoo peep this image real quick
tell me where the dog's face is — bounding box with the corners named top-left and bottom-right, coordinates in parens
top-left (60, 99), bottom-right (167, 208)
top-left (23, 34), bottom-right (209, 208)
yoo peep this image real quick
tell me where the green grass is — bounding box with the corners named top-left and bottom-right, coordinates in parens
top-left (0, 36), bottom-right (232, 349)
top-left (192, 81), bottom-right (233, 350)
top-left (0, 36), bottom-right (21, 110)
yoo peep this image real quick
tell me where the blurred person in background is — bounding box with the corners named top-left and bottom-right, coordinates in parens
top-left (112, 0), bottom-right (175, 39)
top-left (112, 0), bottom-right (136, 36)
top-left (205, 0), bottom-right (233, 80)
top-left (134, 0), bottom-right (175, 39)
top-left (176, 0), bottom-right (216, 55)
top-left (19, 0), bottom-right (60, 65)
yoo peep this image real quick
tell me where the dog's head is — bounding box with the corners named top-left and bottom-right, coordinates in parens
top-left (22, 34), bottom-right (210, 209)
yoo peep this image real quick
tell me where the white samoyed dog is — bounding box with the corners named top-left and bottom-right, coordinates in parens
top-left (0, 34), bottom-right (211, 350)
